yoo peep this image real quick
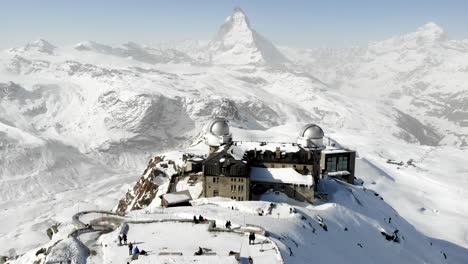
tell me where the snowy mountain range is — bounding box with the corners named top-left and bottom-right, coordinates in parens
top-left (1, 7), bottom-right (468, 263)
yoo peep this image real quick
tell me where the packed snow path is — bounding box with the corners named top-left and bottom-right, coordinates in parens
top-left (42, 209), bottom-right (283, 263)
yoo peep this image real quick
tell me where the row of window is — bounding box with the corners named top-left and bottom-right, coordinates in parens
top-left (230, 178), bottom-right (244, 182)
top-left (326, 156), bottom-right (349, 172)
top-left (230, 196), bottom-right (244, 201)
top-left (230, 185), bottom-right (244, 192)
top-left (212, 177), bottom-right (246, 183)
top-left (265, 163), bottom-right (312, 170)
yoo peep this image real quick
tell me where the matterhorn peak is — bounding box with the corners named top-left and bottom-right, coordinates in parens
top-left (226, 7), bottom-right (250, 29)
top-left (209, 7), bottom-right (287, 66)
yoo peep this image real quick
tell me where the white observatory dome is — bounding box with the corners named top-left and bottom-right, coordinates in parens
top-left (207, 118), bottom-right (230, 136)
top-left (297, 124), bottom-right (325, 149)
top-left (205, 118), bottom-right (232, 147)
top-left (299, 124), bottom-right (324, 139)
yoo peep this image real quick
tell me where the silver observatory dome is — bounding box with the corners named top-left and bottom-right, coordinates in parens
top-left (297, 124), bottom-right (325, 149)
top-left (205, 117), bottom-right (232, 147)
top-left (207, 118), bottom-right (230, 136)
top-left (299, 124), bottom-right (324, 139)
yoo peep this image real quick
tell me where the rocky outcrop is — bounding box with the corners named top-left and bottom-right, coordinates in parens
top-left (115, 156), bottom-right (167, 213)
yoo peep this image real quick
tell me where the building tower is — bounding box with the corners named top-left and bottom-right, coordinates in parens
top-left (204, 118), bottom-right (232, 153)
top-left (297, 124), bottom-right (325, 190)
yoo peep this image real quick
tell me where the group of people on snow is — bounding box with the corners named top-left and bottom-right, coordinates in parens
top-left (118, 234), bottom-right (127, 245)
top-left (193, 215), bottom-right (207, 224)
top-left (117, 234), bottom-right (148, 257)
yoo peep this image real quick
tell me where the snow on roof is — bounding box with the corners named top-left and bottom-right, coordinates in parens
top-left (228, 141), bottom-right (302, 160)
top-left (322, 147), bottom-right (354, 154)
top-left (250, 167), bottom-right (313, 186)
top-left (162, 191), bottom-right (192, 204)
top-left (327, 171), bottom-right (351, 176)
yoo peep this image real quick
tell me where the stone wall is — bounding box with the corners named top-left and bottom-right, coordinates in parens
top-left (204, 175), bottom-right (250, 201)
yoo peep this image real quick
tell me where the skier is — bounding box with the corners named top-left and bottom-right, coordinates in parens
top-left (193, 215), bottom-right (199, 224)
top-left (248, 256), bottom-right (254, 264)
top-left (198, 215), bottom-right (204, 222)
top-left (118, 234), bottom-right (122, 245)
top-left (128, 242), bottom-right (133, 255)
top-left (123, 234), bottom-right (128, 245)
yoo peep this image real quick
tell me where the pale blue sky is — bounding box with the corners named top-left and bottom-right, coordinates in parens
top-left (1, 0), bottom-right (467, 49)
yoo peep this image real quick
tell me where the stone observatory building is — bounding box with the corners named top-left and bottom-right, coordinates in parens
top-left (200, 118), bottom-right (356, 203)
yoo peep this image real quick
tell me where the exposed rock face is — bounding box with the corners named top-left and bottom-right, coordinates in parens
top-left (115, 156), bottom-right (166, 213)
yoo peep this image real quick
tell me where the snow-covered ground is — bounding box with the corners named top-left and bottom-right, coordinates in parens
top-left (13, 175), bottom-right (468, 263)
top-left (99, 222), bottom-right (278, 264)
top-left (1, 6), bottom-right (468, 264)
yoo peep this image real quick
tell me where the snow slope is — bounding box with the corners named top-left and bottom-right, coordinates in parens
top-left (1, 7), bottom-right (467, 263)
top-left (12, 170), bottom-right (467, 263)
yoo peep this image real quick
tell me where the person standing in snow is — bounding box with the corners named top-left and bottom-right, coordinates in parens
top-left (118, 234), bottom-right (122, 245)
top-left (123, 234), bottom-right (127, 245)
top-left (133, 246), bottom-right (140, 255)
top-left (128, 242), bottom-right (133, 255)
top-left (248, 256), bottom-right (253, 264)
top-left (249, 232), bottom-right (256, 245)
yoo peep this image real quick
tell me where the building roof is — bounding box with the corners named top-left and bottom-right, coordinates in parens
top-left (228, 141), bottom-right (303, 160)
top-left (250, 167), bottom-right (313, 186)
top-left (162, 190), bottom-right (192, 205)
top-left (322, 147), bottom-right (355, 154)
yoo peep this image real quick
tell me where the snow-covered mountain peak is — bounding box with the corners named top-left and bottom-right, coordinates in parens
top-left (225, 7), bottom-right (250, 30)
top-left (74, 40), bottom-right (115, 53)
top-left (415, 22), bottom-right (446, 42)
top-left (209, 7), bottom-right (287, 66)
top-left (27, 39), bottom-right (56, 54)
top-left (368, 22), bottom-right (448, 54)
top-left (9, 38), bottom-right (57, 55)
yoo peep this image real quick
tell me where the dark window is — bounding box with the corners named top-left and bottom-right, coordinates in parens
top-left (326, 157), bottom-right (337, 172)
top-left (213, 190), bottom-right (219, 197)
top-left (337, 156), bottom-right (349, 171)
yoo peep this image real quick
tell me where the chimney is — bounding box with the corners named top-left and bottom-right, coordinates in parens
top-left (275, 147), bottom-right (280, 159)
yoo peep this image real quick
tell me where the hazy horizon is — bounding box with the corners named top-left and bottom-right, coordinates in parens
top-left (1, 0), bottom-right (468, 49)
